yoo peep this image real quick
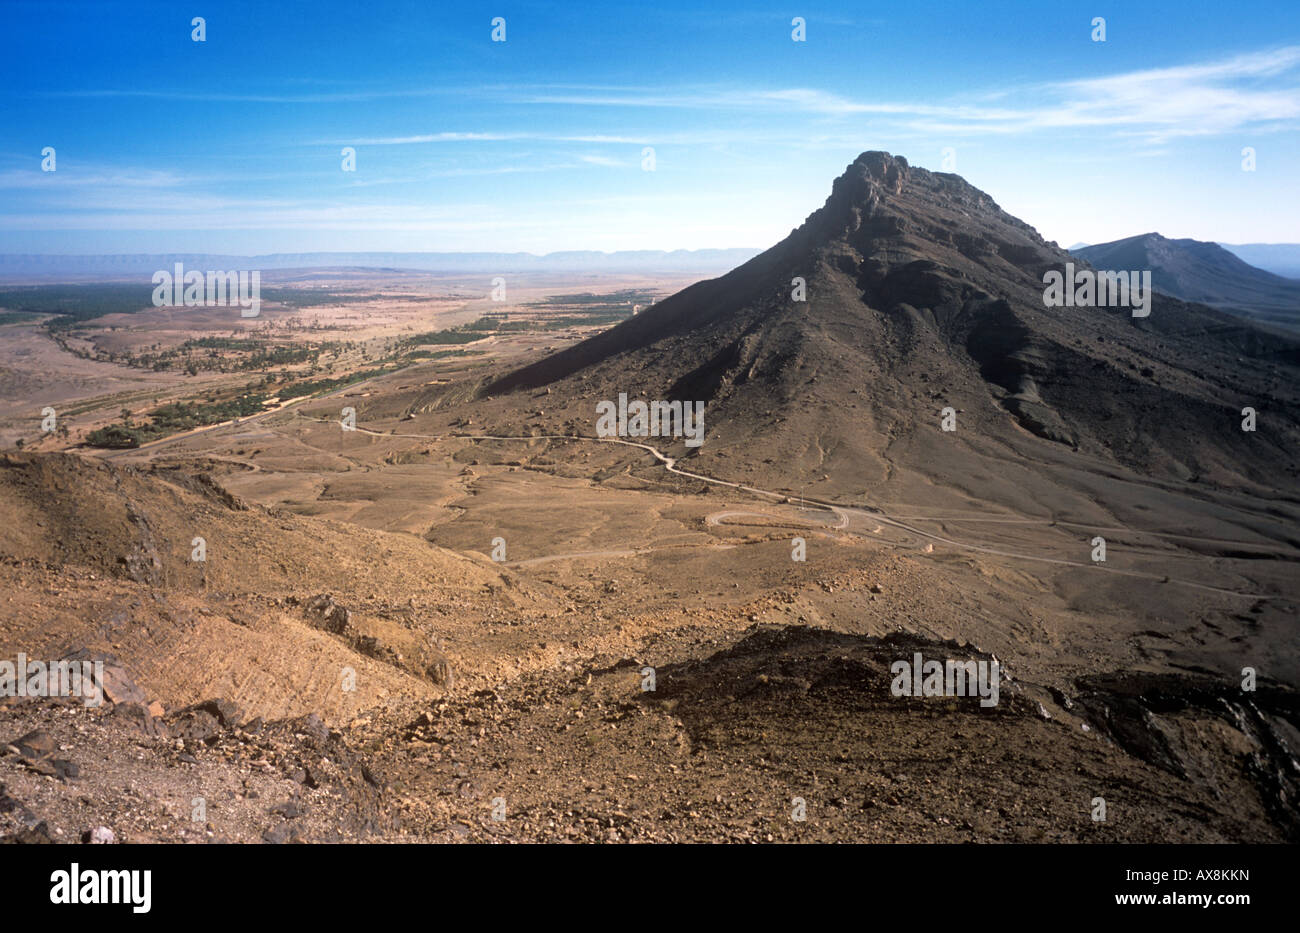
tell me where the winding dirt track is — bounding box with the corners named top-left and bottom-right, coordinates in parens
top-left (293, 416), bottom-right (1288, 600)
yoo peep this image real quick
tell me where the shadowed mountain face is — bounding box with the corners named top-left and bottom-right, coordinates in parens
top-left (1075, 233), bottom-right (1300, 329)
top-left (486, 152), bottom-right (1300, 497)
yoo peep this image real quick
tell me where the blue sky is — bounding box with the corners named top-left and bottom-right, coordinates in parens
top-left (2, 0), bottom-right (1298, 254)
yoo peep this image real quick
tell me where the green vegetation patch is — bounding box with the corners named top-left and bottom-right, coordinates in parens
top-left (0, 284), bottom-right (157, 328)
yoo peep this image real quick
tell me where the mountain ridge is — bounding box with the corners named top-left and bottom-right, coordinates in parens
top-left (1074, 233), bottom-right (1300, 329)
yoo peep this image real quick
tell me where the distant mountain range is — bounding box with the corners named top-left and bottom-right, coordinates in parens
top-left (0, 250), bottom-right (763, 280)
top-left (1069, 242), bottom-right (1300, 279)
top-left (1219, 243), bottom-right (1300, 279)
top-left (1073, 234), bottom-right (1300, 329)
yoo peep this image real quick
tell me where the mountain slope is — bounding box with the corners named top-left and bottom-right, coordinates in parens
top-left (1075, 233), bottom-right (1300, 329)
top-left (485, 152), bottom-right (1300, 500)
top-left (0, 452), bottom-right (558, 722)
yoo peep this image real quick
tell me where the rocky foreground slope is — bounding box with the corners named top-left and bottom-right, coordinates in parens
top-left (0, 439), bottom-right (1296, 842)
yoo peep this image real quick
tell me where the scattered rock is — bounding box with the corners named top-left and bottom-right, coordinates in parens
top-left (111, 702), bottom-right (167, 739)
top-left (12, 730), bottom-right (56, 760)
top-left (166, 698), bottom-right (243, 743)
top-left (304, 594), bottom-right (352, 635)
top-left (59, 649), bottom-right (146, 706)
top-left (1, 822), bottom-right (55, 844)
top-left (262, 823), bottom-right (301, 844)
top-left (270, 801), bottom-right (301, 819)
top-left (426, 654), bottom-right (454, 688)
top-left (85, 826), bottom-right (115, 844)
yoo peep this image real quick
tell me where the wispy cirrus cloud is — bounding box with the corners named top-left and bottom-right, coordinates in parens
top-left (576, 154), bottom-right (628, 167)
top-left (1035, 46), bottom-right (1300, 139)
top-left (0, 168), bottom-right (190, 190)
top-left (509, 46), bottom-right (1300, 142)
